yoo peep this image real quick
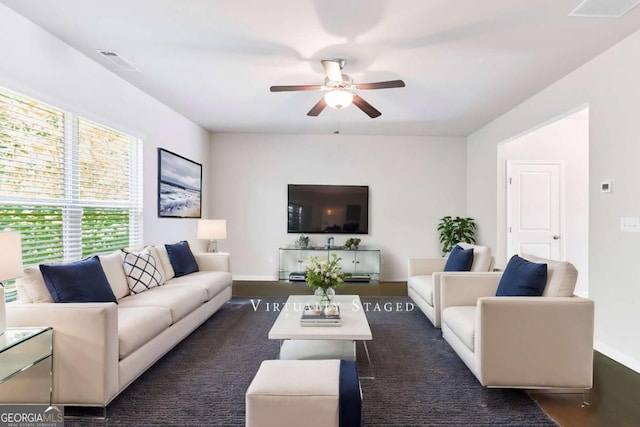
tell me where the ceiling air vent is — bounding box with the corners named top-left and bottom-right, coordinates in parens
top-left (569, 0), bottom-right (640, 17)
top-left (96, 50), bottom-right (138, 71)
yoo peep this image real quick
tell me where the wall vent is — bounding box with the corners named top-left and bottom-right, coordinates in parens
top-left (96, 50), bottom-right (138, 71)
top-left (569, 0), bottom-right (640, 17)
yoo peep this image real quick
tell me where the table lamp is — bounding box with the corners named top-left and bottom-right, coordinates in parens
top-left (197, 219), bottom-right (227, 253)
top-left (0, 231), bottom-right (23, 335)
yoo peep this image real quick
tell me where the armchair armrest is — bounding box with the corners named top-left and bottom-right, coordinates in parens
top-left (476, 296), bottom-right (594, 388)
top-left (408, 258), bottom-right (447, 276)
top-left (5, 302), bottom-right (119, 405)
top-left (195, 252), bottom-right (230, 272)
top-left (440, 273), bottom-right (502, 309)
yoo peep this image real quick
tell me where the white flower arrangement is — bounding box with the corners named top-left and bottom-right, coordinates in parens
top-left (305, 254), bottom-right (345, 292)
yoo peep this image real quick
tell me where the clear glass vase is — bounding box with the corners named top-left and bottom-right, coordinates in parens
top-left (314, 287), bottom-right (335, 304)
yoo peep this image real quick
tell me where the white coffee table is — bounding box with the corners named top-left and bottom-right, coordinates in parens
top-left (268, 295), bottom-right (373, 376)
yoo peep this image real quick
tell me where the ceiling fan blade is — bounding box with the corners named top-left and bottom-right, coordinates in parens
top-left (352, 94), bottom-right (381, 118)
top-left (355, 80), bottom-right (405, 90)
top-left (321, 60), bottom-right (343, 83)
top-left (270, 85), bottom-right (323, 92)
top-left (307, 97), bottom-right (327, 116)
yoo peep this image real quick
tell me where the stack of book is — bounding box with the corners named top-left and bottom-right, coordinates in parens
top-left (300, 304), bottom-right (341, 326)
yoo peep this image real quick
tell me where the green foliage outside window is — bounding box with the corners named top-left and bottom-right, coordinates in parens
top-left (81, 208), bottom-right (130, 257)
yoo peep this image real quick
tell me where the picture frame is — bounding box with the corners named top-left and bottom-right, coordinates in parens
top-left (157, 148), bottom-right (202, 218)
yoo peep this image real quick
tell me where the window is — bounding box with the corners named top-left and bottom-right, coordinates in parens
top-left (0, 87), bottom-right (143, 301)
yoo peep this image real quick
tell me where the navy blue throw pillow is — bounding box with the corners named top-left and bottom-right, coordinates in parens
top-left (444, 245), bottom-right (474, 272)
top-left (40, 256), bottom-right (117, 303)
top-left (165, 241), bottom-right (199, 277)
top-left (496, 255), bottom-right (547, 296)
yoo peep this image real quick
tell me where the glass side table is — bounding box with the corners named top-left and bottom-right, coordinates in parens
top-left (0, 327), bottom-right (53, 405)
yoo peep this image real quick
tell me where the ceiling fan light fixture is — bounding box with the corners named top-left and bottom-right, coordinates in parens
top-left (324, 90), bottom-right (353, 110)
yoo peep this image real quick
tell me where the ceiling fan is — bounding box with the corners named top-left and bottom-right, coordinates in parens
top-left (270, 59), bottom-right (405, 119)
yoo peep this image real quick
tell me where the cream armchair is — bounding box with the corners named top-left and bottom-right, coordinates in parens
top-left (407, 243), bottom-right (493, 327)
top-left (440, 256), bottom-right (594, 389)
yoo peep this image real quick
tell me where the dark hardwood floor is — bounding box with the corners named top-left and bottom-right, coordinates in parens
top-left (233, 281), bottom-right (640, 426)
top-left (531, 352), bottom-right (640, 426)
top-left (232, 280), bottom-right (407, 297)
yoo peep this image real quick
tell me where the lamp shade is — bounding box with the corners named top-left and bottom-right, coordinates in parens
top-left (324, 90), bottom-right (353, 110)
top-left (197, 220), bottom-right (227, 240)
top-left (0, 231), bottom-right (23, 282)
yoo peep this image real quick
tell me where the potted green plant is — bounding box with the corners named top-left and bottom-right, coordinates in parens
top-left (344, 237), bottom-right (361, 249)
top-left (296, 235), bottom-right (310, 248)
top-left (437, 216), bottom-right (476, 256)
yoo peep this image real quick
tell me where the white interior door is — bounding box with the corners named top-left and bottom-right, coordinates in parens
top-left (507, 162), bottom-right (563, 260)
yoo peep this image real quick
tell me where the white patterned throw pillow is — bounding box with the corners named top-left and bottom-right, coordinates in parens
top-left (122, 249), bottom-right (165, 294)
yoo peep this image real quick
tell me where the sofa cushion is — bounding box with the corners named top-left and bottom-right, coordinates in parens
top-left (117, 306), bottom-right (172, 360)
top-left (153, 244), bottom-right (176, 280)
top-left (165, 241), bottom-right (199, 277)
top-left (15, 267), bottom-right (54, 303)
top-left (496, 255), bottom-right (547, 297)
top-left (407, 275), bottom-right (434, 306)
top-left (40, 256), bottom-right (117, 303)
top-left (442, 306), bottom-right (476, 352)
top-left (122, 249), bottom-right (165, 294)
top-left (521, 254), bottom-right (578, 297)
top-left (15, 280), bottom-right (33, 303)
top-left (164, 271), bottom-right (232, 301)
top-left (444, 245), bottom-right (474, 272)
top-left (117, 285), bottom-right (207, 323)
top-left (457, 243), bottom-right (492, 272)
top-left (99, 251), bottom-right (130, 300)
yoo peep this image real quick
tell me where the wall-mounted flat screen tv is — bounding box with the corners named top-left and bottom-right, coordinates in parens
top-left (288, 184), bottom-right (369, 234)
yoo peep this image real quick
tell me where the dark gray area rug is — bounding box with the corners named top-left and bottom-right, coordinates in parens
top-left (67, 297), bottom-right (558, 426)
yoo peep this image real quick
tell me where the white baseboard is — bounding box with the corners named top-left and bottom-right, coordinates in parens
top-left (594, 340), bottom-right (640, 374)
top-left (232, 275), bottom-right (278, 282)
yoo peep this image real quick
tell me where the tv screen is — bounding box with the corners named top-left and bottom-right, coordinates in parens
top-left (288, 185), bottom-right (369, 234)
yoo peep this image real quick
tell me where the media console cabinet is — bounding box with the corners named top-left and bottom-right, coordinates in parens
top-left (278, 247), bottom-right (381, 284)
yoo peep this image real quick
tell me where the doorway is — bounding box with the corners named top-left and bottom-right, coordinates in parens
top-left (498, 107), bottom-right (589, 296)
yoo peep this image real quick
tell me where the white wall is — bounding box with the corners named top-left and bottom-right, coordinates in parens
top-left (467, 28), bottom-right (640, 372)
top-left (0, 4), bottom-right (210, 245)
top-left (497, 110), bottom-right (589, 295)
top-left (209, 133), bottom-right (467, 281)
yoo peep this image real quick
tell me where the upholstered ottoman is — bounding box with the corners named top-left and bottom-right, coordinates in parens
top-left (245, 359), bottom-right (361, 427)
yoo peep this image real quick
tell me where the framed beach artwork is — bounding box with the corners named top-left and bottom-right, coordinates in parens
top-left (157, 148), bottom-right (202, 218)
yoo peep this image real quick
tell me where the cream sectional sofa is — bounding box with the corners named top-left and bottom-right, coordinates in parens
top-left (1, 244), bottom-right (232, 407)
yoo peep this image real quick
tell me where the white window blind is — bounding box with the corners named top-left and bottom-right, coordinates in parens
top-left (0, 87), bottom-right (143, 301)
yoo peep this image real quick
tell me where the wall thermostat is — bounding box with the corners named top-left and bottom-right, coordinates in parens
top-left (601, 181), bottom-right (613, 193)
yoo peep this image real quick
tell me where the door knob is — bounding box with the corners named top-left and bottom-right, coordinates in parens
top-left (552, 235), bottom-right (560, 240)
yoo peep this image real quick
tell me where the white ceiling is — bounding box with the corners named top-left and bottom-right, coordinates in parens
top-left (3, 0), bottom-right (640, 136)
